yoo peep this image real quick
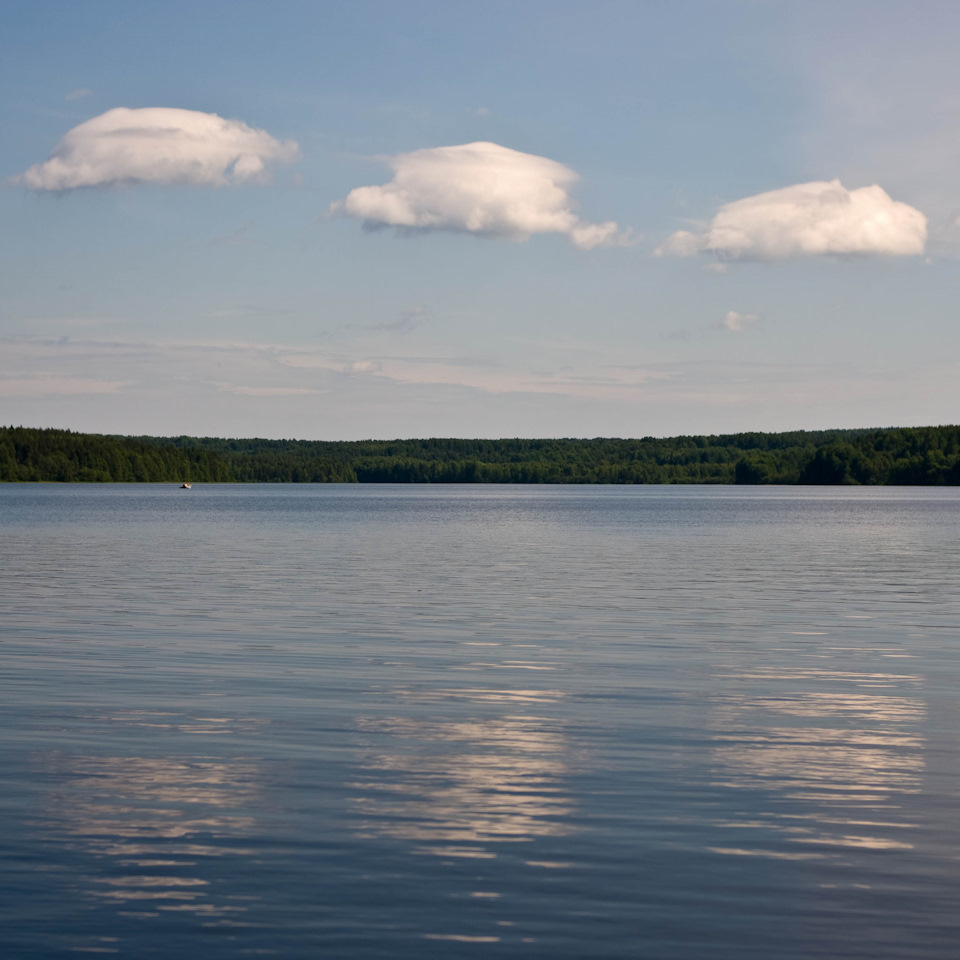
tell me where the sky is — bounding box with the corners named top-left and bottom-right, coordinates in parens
top-left (2, 0), bottom-right (960, 440)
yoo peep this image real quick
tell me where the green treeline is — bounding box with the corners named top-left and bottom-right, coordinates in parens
top-left (4, 424), bottom-right (960, 484)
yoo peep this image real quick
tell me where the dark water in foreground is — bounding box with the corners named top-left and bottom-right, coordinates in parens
top-left (2, 484), bottom-right (959, 959)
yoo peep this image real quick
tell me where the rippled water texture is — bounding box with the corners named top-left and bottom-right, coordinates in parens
top-left (2, 484), bottom-right (959, 958)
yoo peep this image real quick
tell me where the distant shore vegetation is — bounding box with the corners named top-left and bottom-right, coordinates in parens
top-left (3, 424), bottom-right (960, 485)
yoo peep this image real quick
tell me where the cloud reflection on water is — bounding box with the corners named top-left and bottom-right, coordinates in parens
top-left (41, 730), bottom-right (262, 924)
top-left (351, 688), bottom-right (576, 858)
top-left (708, 666), bottom-right (925, 859)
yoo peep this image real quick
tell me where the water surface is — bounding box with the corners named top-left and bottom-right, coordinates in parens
top-left (2, 484), bottom-right (959, 958)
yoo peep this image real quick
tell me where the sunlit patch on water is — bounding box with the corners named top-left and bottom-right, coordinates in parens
top-left (708, 666), bottom-right (925, 860)
top-left (36, 745), bottom-right (263, 924)
top-left (351, 709), bottom-right (576, 854)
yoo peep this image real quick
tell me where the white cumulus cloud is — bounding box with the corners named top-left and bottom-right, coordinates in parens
top-left (656, 179), bottom-right (927, 260)
top-left (13, 107), bottom-right (300, 191)
top-left (330, 141), bottom-right (630, 250)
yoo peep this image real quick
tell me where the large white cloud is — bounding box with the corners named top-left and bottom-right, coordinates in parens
top-left (330, 141), bottom-right (629, 250)
top-left (656, 179), bottom-right (927, 260)
top-left (14, 107), bottom-right (300, 191)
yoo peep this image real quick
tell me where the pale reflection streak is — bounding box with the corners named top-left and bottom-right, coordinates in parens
top-left (398, 688), bottom-right (566, 705)
top-left (709, 667), bottom-right (925, 859)
top-left (42, 728), bottom-right (263, 923)
top-left (352, 690), bottom-right (575, 857)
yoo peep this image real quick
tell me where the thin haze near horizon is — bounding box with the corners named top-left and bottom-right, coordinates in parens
top-left (2, 0), bottom-right (959, 440)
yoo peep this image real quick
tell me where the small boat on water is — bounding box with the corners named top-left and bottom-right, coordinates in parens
top-left (179, 482), bottom-right (192, 489)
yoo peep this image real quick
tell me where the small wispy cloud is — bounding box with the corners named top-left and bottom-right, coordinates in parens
top-left (344, 360), bottom-right (383, 375)
top-left (210, 221), bottom-right (255, 247)
top-left (64, 88), bottom-right (92, 102)
top-left (207, 303), bottom-right (292, 320)
top-left (661, 310), bottom-right (763, 342)
top-left (217, 384), bottom-right (326, 397)
top-left (716, 310), bottom-right (762, 333)
top-left (0, 375), bottom-right (131, 397)
top-left (363, 305), bottom-right (428, 334)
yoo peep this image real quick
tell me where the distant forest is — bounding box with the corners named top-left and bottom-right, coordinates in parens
top-left (3, 424), bottom-right (960, 485)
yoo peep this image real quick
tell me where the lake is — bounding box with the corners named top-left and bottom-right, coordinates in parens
top-left (2, 484), bottom-right (959, 959)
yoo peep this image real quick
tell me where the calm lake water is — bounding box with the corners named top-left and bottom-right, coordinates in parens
top-left (2, 483), bottom-right (960, 959)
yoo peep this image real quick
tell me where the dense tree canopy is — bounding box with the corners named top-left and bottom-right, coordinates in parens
top-left (3, 424), bottom-right (960, 484)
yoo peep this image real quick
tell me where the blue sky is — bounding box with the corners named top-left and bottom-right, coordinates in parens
top-left (2, 0), bottom-right (959, 439)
